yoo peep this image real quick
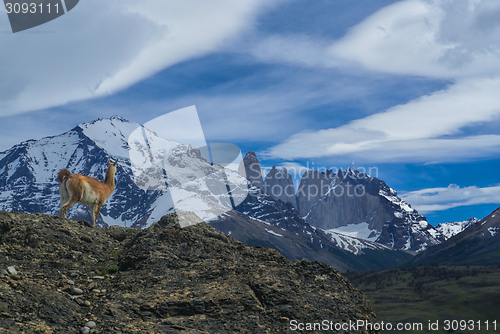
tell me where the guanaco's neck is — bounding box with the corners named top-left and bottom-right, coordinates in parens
top-left (104, 167), bottom-right (116, 189)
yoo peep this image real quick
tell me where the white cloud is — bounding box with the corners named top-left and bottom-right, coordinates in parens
top-left (266, 0), bottom-right (500, 163)
top-left (0, 0), bottom-right (270, 117)
top-left (330, 0), bottom-right (500, 79)
top-left (400, 184), bottom-right (500, 213)
top-left (265, 77), bottom-right (500, 162)
top-left (247, 34), bottom-right (340, 68)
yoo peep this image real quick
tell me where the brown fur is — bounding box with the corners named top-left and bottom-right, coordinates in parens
top-left (57, 159), bottom-right (118, 226)
top-left (57, 168), bottom-right (71, 184)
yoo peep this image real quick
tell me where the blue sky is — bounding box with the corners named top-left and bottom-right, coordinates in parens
top-left (1, 0), bottom-right (499, 225)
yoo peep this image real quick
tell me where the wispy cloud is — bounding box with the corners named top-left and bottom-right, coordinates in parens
top-left (266, 0), bottom-right (500, 163)
top-left (0, 0), bottom-right (271, 117)
top-left (247, 34), bottom-right (340, 68)
top-left (330, 0), bottom-right (500, 79)
top-left (265, 78), bottom-right (500, 162)
top-left (400, 184), bottom-right (500, 214)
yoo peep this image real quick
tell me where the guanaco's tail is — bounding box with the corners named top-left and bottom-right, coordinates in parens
top-left (57, 169), bottom-right (71, 184)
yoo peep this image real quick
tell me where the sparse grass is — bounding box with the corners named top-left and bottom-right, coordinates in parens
top-left (108, 249), bottom-right (122, 261)
top-left (346, 266), bottom-right (500, 334)
top-left (98, 264), bottom-right (119, 275)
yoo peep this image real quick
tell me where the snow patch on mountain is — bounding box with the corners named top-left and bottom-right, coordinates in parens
top-left (322, 228), bottom-right (391, 255)
top-left (487, 227), bottom-right (498, 237)
top-left (325, 222), bottom-right (380, 242)
top-left (265, 228), bottom-right (283, 237)
top-left (435, 218), bottom-right (479, 240)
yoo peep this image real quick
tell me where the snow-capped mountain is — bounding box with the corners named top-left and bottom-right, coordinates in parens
top-left (234, 183), bottom-right (408, 257)
top-left (211, 185), bottom-right (412, 271)
top-left (0, 118), bottom-right (412, 271)
top-left (0, 116), bottom-right (247, 228)
top-left (221, 152), bottom-right (413, 268)
top-left (295, 167), bottom-right (443, 252)
top-left (403, 206), bottom-right (500, 267)
top-left (435, 218), bottom-right (480, 240)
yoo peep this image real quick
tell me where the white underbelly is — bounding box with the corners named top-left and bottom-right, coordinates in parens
top-left (79, 182), bottom-right (100, 205)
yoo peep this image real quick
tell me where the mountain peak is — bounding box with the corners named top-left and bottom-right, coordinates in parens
top-left (109, 115), bottom-right (130, 122)
top-left (263, 165), bottom-right (297, 209)
top-left (239, 151), bottom-right (263, 188)
top-left (435, 217), bottom-right (480, 240)
top-left (76, 116), bottom-right (142, 160)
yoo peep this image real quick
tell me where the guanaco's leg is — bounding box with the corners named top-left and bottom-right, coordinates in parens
top-left (60, 178), bottom-right (82, 218)
top-left (61, 196), bottom-right (79, 218)
top-left (58, 180), bottom-right (70, 218)
top-left (93, 202), bottom-right (103, 227)
top-left (89, 202), bottom-right (102, 227)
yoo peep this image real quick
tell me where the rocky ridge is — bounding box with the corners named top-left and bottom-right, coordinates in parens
top-left (0, 211), bottom-right (377, 333)
top-left (296, 167), bottom-right (442, 252)
top-left (403, 206), bottom-right (500, 267)
top-left (239, 152), bottom-right (441, 253)
top-left (262, 166), bottom-right (297, 209)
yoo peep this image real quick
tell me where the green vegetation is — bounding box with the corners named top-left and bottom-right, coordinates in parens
top-left (99, 264), bottom-right (119, 275)
top-left (345, 266), bottom-right (500, 334)
top-left (108, 248), bottom-right (122, 261)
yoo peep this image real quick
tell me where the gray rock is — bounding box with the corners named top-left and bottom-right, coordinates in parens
top-left (296, 170), bottom-right (332, 216)
top-left (80, 326), bottom-right (90, 334)
top-left (70, 287), bottom-right (84, 295)
top-left (263, 166), bottom-right (297, 209)
top-left (85, 321), bottom-right (96, 329)
top-left (239, 151), bottom-right (263, 189)
top-left (7, 266), bottom-right (17, 275)
top-left (301, 167), bottom-right (441, 251)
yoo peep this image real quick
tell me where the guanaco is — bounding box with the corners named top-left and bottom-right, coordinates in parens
top-left (57, 158), bottom-right (118, 226)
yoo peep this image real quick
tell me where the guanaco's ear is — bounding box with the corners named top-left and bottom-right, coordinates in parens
top-left (114, 158), bottom-right (119, 165)
top-left (107, 158), bottom-right (111, 165)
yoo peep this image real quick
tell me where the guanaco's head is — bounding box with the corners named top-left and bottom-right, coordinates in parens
top-left (107, 158), bottom-right (119, 175)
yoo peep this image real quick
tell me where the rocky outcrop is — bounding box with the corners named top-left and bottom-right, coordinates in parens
top-left (296, 170), bottom-right (334, 216)
top-left (299, 168), bottom-right (441, 252)
top-left (263, 166), bottom-right (297, 208)
top-left (238, 151), bottom-right (263, 189)
top-left (0, 211), bottom-right (378, 333)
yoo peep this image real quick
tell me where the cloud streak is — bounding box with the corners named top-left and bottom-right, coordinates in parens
top-left (400, 184), bottom-right (500, 214)
top-left (265, 78), bottom-right (500, 162)
top-left (330, 0), bottom-right (500, 79)
top-left (0, 0), bottom-right (270, 117)
top-left (266, 0), bottom-right (500, 163)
